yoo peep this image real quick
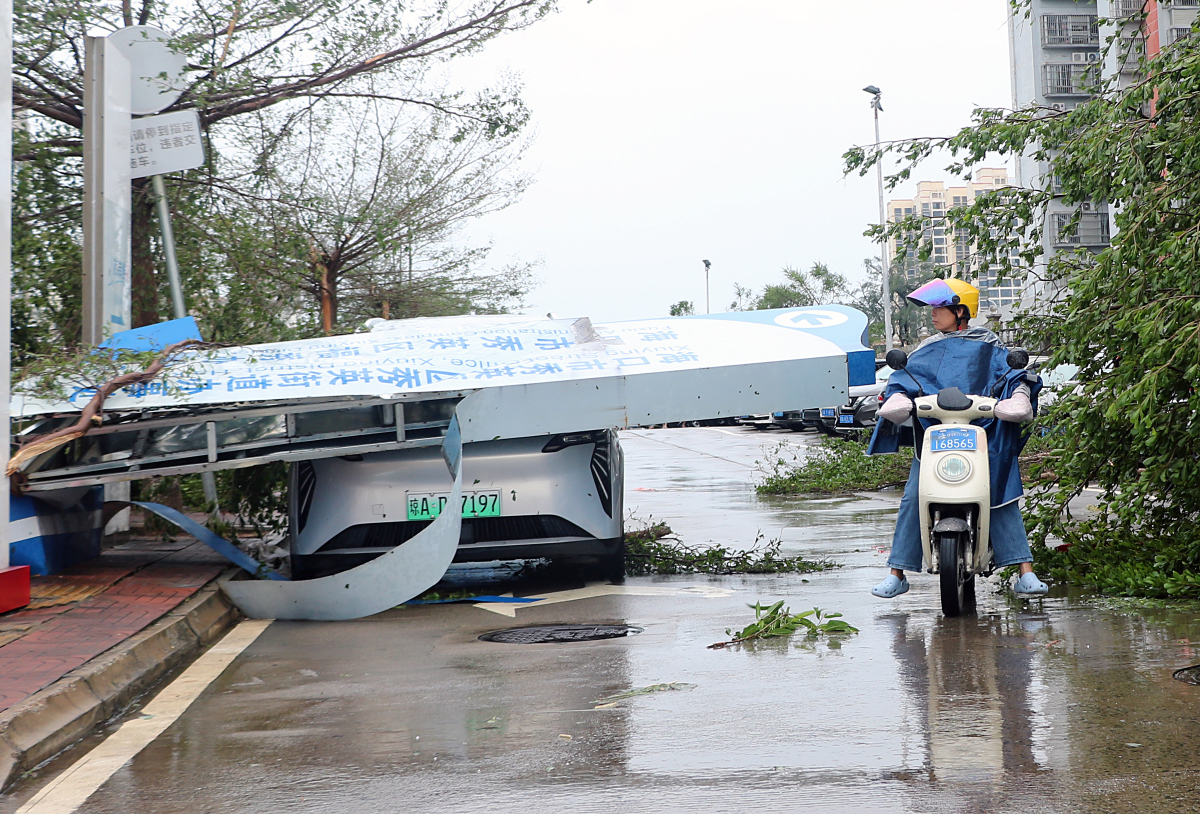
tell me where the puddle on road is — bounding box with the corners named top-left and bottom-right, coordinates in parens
top-left (622, 428), bottom-right (896, 561)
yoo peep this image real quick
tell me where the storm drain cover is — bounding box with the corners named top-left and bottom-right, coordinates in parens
top-left (479, 624), bottom-right (643, 644)
top-left (1173, 665), bottom-right (1200, 685)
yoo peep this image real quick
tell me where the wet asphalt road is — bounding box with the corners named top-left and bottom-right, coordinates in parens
top-left (8, 427), bottom-right (1200, 813)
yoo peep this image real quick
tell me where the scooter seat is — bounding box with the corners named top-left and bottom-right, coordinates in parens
top-left (936, 387), bottom-right (973, 411)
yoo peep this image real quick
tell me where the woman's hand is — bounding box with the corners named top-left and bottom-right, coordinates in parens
top-left (995, 384), bottom-right (1033, 423)
top-left (878, 393), bottom-right (914, 425)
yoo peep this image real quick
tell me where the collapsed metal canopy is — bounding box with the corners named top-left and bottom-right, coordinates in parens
top-left (10, 308), bottom-right (872, 620)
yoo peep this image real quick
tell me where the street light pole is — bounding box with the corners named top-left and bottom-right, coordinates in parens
top-left (702, 259), bottom-right (711, 314)
top-left (864, 85), bottom-right (893, 350)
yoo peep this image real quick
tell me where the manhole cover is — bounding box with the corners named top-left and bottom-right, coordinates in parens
top-left (479, 624), bottom-right (643, 644)
top-left (1173, 665), bottom-right (1200, 685)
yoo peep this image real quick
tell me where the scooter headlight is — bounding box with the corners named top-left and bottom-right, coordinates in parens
top-left (936, 454), bottom-right (972, 483)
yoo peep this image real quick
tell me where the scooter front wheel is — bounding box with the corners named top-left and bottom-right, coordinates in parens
top-left (937, 532), bottom-right (974, 617)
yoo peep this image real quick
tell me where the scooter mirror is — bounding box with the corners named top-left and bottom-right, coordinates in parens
top-left (1007, 348), bottom-right (1030, 370)
top-left (885, 349), bottom-right (908, 370)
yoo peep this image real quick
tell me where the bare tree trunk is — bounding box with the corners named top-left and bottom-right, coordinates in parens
top-left (311, 241), bottom-right (337, 333)
top-left (131, 180), bottom-right (161, 329)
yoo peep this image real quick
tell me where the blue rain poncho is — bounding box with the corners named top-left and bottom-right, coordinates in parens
top-left (866, 329), bottom-right (1042, 508)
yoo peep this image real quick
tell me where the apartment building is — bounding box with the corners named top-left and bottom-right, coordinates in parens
top-left (885, 169), bottom-right (1021, 309)
top-left (1007, 0), bottom-right (1198, 313)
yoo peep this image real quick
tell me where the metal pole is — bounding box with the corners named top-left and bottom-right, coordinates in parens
top-left (150, 178), bottom-right (218, 509)
top-left (151, 174), bottom-right (186, 319)
top-left (702, 259), bottom-right (711, 314)
top-left (874, 97), bottom-right (894, 351)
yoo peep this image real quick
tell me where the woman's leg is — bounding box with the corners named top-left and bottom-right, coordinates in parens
top-left (989, 500), bottom-right (1033, 568)
top-left (990, 500), bottom-right (1048, 594)
top-left (874, 458), bottom-right (921, 598)
top-left (887, 458), bottom-right (924, 573)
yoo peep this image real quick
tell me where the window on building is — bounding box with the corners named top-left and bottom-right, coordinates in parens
top-left (1041, 14), bottom-right (1099, 47)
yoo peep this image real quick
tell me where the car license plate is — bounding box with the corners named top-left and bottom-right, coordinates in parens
top-left (821, 407), bottom-right (836, 418)
top-left (929, 428), bottom-right (976, 452)
top-left (838, 414), bottom-right (855, 424)
top-left (406, 490), bottom-right (502, 521)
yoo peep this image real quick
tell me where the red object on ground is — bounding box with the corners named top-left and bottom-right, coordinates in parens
top-left (0, 566), bottom-right (31, 615)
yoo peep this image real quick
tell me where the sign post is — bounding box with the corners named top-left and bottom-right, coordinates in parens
top-left (82, 35), bottom-right (133, 345)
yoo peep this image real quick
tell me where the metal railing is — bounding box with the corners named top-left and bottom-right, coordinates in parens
top-left (1042, 63), bottom-right (1100, 96)
top-left (1042, 14), bottom-right (1099, 46)
top-left (1052, 212), bottom-right (1110, 247)
top-left (1110, 0), bottom-right (1146, 17)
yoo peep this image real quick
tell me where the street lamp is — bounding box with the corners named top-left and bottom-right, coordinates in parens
top-left (863, 85), bottom-right (894, 350)
top-left (702, 259), bottom-right (711, 314)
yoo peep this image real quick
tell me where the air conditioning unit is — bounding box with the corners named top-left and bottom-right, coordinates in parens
top-left (1050, 102), bottom-right (1067, 111)
top-left (1081, 202), bottom-right (1093, 212)
top-left (1073, 52), bottom-right (1087, 63)
top-left (1088, 52), bottom-right (1101, 63)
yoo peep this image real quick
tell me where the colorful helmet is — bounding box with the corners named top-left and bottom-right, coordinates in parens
top-left (907, 277), bottom-right (979, 319)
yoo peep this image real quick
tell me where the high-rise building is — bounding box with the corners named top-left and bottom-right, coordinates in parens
top-left (1007, 1), bottom-right (1198, 313)
top-left (885, 169), bottom-right (1021, 309)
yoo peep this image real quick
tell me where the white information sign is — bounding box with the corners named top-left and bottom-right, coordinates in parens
top-left (130, 110), bottom-right (204, 178)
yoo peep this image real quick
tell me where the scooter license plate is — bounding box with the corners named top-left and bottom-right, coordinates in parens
top-left (929, 427), bottom-right (976, 452)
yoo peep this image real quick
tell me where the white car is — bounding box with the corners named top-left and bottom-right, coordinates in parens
top-left (288, 430), bottom-right (625, 581)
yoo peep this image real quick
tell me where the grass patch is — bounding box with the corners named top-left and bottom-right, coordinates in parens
top-left (624, 521), bottom-right (836, 576)
top-left (1029, 522), bottom-right (1200, 599)
top-left (756, 438), bottom-right (911, 495)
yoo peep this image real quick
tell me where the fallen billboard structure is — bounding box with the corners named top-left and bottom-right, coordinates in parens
top-left (11, 307), bottom-right (870, 619)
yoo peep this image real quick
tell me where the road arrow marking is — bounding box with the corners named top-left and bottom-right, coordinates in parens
top-left (473, 583), bottom-right (733, 617)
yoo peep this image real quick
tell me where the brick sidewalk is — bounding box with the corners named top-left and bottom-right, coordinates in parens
top-left (0, 533), bottom-right (227, 712)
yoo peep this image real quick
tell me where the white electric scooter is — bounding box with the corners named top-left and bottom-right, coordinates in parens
top-left (885, 347), bottom-right (1030, 616)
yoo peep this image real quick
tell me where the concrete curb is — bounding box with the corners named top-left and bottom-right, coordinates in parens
top-left (0, 568), bottom-right (242, 790)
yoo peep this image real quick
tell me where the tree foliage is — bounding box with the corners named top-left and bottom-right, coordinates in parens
top-left (730, 262), bottom-right (852, 311)
top-left (12, 0), bottom-right (551, 356)
top-left (844, 23), bottom-right (1200, 595)
top-left (16, 0), bottom-right (553, 137)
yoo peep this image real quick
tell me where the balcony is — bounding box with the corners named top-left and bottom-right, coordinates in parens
top-left (1042, 14), bottom-right (1099, 46)
top-left (1168, 27), bottom-right (1194, 45)
top-left (1043, 63), bottom-right (1100, 96)
top-left (1110, 0), bottom-right (1146, 17)
top-left (1052, 212), bottom-right (1110, 247)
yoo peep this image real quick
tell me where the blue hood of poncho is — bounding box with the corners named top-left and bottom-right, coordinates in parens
top-left (866, 332), bottom-right (1042, 507)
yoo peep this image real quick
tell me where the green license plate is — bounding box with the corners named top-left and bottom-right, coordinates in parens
top-left (406, 490), bottom-right (502, 521)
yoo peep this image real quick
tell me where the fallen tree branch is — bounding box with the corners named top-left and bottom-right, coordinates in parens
top-left (8, 339), bottom-right (210, 478)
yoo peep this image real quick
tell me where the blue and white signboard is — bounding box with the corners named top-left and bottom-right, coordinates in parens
top-left (14, 310), bottom-right (869, 418)
top-left (688, 305), bottom-right (875, 386)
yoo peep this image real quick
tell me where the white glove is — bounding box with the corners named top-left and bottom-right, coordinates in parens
top-left (878, 393), bottom-right (914, 425)
top-left (995, 383), bottom-right (1033, 423)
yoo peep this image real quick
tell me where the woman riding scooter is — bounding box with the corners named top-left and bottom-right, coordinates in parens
top-left (867, 278), bottom-right (1049, 599)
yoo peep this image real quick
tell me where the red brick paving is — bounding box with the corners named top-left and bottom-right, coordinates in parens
top-left (0, 535), bottom-right (228, 712)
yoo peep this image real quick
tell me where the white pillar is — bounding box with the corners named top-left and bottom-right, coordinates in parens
top-left (82, 35), bottom-right (132, 344)
top-left (1, 0), bottom-right (12, 567)
top-left (82, 35), bottom-right (133, 532)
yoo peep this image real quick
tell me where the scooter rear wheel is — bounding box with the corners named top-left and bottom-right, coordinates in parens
top-left (938, 532), bottom-right (974, 617)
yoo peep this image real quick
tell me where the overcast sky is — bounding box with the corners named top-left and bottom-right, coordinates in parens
top-left (450, 0), bottom-right (1014, 322)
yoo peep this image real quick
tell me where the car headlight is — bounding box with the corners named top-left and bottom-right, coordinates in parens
top-left (936, 454), bottom-right (972, 483)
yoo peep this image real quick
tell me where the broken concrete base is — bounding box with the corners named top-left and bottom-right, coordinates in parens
top-left (0, 570), bottom-right (240, 790)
